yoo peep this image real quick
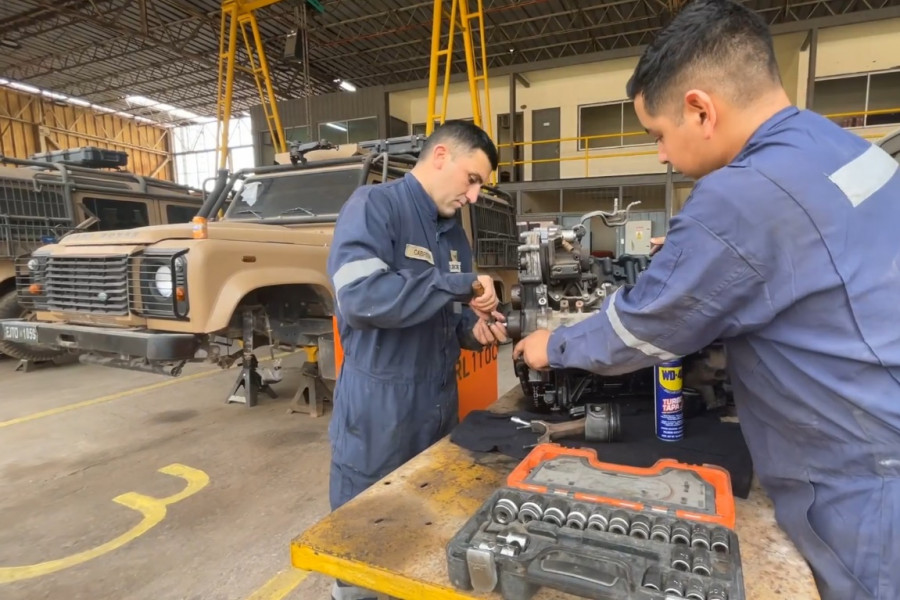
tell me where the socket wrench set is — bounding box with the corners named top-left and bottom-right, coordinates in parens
top-left (446, 444), bottom-right (745, 600)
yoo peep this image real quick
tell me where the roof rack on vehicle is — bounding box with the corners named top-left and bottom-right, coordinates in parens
top-left (357, 135), bottom-right (427, 157)
top-left (288, 140), bottom-right (338, 165)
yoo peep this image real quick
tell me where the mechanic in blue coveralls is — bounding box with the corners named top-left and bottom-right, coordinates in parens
top-left (326, 121), bottom-right (509, 600)
top-left (513, 2), bottom-right (900, 599)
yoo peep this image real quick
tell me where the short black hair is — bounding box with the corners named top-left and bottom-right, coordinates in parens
top-left (626, 0), bottom-right (781, 115)
top-left (420, 120), bottom-right (499, 170)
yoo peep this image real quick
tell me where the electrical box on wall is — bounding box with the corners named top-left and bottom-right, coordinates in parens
top-left (624, 220), bottom-right (653, 255)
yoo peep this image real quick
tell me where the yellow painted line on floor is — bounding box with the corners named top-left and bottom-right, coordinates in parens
top-left (0, 367), bottom-right (221, 429)
top-left (0, 463), bottom-right (209, 583)
top-left (246, 568), bottom-right (310, 600)
top-left (0, 351), bottom-right (299, 429)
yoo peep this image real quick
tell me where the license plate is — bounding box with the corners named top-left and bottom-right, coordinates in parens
top-left (1, 323), bottom-right (38, 343)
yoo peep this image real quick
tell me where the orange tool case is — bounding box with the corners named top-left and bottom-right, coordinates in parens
top-left (446, 443), bottom-right (744, 600)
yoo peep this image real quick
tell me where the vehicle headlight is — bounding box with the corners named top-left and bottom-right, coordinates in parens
top-left (27, 258), bottom-right (40, 271)
top-left (154, 265), bottom-right (173, 298)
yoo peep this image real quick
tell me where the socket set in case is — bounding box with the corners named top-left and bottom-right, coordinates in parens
top-left (446, 444), bottom-right (745, 600)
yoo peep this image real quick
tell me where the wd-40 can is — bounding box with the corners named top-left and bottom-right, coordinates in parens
top-left (654, 358), bottom-right (684, 441)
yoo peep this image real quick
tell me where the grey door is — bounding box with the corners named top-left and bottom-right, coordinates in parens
top-left (532, 107), bottom-right (560, 181)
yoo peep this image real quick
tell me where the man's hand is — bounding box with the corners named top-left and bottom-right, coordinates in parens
top-left (650, 236), bottom-right (666, 256)
top-left (512, 329), bottom-right (552, 370)
top-left (470, 274), bottom-right (499, 314)
top-left (472, 311), bottom-right (508, 346)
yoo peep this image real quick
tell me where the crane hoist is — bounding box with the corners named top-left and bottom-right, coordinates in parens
top-left (426, 0), bottom-right (493, 142)
top-left (215, 0), bottom-right (322, 170)
top-left (214, 0), bottom-right (492, 171)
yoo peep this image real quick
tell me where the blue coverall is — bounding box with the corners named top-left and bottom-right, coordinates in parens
top-left (546, 107), bottom-right (900, 600)
top-left (326, 171), bottom-right (484, 511)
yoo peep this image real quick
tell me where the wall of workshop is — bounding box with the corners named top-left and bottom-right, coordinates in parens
top-left (0, 87), bottom-right (174, 180)
top-left (388, 22), bottom-right (900, 184)
top-left (816, 17), bottom-right (900, 77)
top-left (390, 58), bottom-right (666, 182)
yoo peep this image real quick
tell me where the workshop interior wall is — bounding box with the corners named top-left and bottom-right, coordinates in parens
top-left (816, 17), bottom-right (900, 78)
top-left (389, 19), bottom-right (898, 184)
top-left (0, 87), bottom-right (174, 180)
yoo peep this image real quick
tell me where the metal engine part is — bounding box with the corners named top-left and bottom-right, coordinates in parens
top-left (507, 204), bottom-right (732, 414)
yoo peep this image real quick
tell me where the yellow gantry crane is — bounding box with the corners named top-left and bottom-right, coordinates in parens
top-left (216, 0), bottom-right (322, 170)
top-left (426, 0), bottom-right (494, 142)
top-left (215, 0), bottom-right (490, 171)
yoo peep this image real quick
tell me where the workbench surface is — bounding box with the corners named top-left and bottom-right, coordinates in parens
top-left (291, 387), bottom-right (821, 600)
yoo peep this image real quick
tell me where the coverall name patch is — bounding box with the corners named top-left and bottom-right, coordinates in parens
top-left (405, 244), bottom-right (434, 264)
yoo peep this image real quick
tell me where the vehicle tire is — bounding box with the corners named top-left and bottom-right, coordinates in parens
top-left (0, 290), bottom-right (65, 362)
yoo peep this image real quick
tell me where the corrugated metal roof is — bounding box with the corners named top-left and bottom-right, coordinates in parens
top-left (0, 0), bottom-right (897, 124)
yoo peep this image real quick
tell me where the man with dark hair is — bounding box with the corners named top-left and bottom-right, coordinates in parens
top-left (514, 1), bottom-right (900, 598)
top-left (326, 120), bottom-right (507, 600)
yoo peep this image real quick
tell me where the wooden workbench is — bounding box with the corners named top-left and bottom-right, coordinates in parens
top-left (291, 386), bottom-right (821, 599)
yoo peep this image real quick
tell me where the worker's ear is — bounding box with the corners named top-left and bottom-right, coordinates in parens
top-left (431, 143), bottom-right (450, 169)
top-left (683, 89), bottom-right (717, 138)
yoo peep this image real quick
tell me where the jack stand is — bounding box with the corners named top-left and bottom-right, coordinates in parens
top-left (226, 308), bottom-right (278, 407)
top-left (288, 362), bottom-right (328, 417)
top-left (15, 354), bottom-right (78, 373)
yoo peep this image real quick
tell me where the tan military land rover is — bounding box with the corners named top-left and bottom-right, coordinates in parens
top-left (1, 136), bottom-right (519, 407)
top-left (0, 152), bottom-right (204, 361)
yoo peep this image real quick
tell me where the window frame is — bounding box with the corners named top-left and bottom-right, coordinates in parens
top-left (813, 68), bottom-right (900, 128)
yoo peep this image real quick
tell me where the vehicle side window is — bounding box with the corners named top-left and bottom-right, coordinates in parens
top-left (82, 198), bottom-right (150, 231)
top-left (165, 204), bottom-right (198, 223)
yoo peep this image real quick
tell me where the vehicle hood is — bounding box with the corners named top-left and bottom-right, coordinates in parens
top-left (57, 221), bottom-right (336, 247)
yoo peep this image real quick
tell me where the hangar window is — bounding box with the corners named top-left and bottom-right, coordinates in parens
top-left (578, 101), bottom-right (654, 150)
top-left (318, 117), bottom-right (379, 146)
top-left (813, 70), bottom-right (900, 128)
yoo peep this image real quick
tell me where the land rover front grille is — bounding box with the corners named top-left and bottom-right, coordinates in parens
top-left (45, 256), bottom-right (130, 315)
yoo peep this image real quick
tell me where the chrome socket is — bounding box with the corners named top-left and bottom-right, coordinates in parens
top-left (608, 510), bottom-right (630, 535)
top-left (708, 581), bottom-right (729, 600)
top-left (691, 524), bottom-right (711, 550)
top-left (492, 497), bottom-right (519, 525)
top-left (664, 572), bottom-right (685, 597)
top-left (565, 503), bottom-right (590, 530)
top-left (542, 498), bottom-right (567, 527)
top-left (692, 550), bottom-right (712, 576)
top-left (629, 514), bottom-right (651, 539)
top-left (671, 520), bottom-right (692, 545)
top-left (685, 576), bottom-right (707, 600)
top-left (650, 518), bottom-right (673, 543)
top-left (711, 527), bottom-right (731, 554)
top-left (517, 495), bottom-right (544, 524)
top-left (587, 509), bottom-right (609, 532)
top-left (641, 566), bottom-right (663, 591)
top-left (671, 546), bottom-right (692, 572)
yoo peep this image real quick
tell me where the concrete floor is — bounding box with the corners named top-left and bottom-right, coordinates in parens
top-left (0, 344), bottom-right (519, 600)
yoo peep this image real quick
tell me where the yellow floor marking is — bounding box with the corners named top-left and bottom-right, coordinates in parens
top-left (0, 350), bottom-right (299, 429)
top-left (245, 568), bottom-right (310, 600)
top-left (0, 463), bottom-right (209, 583)
top-left (0, 368), bottom-right (221, 429)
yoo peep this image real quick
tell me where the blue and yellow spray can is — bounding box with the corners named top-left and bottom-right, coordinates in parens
top-left (654, 358), bottom-right (684, 441)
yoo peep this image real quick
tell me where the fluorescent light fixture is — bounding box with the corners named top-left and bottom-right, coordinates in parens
top-left (66, 97), bottom-right (90, 107)
top-left (0, 78), bottom-right (8, 85)
top-left (193, 116), bottom-right (217, 124)
top-left (326, 122), bottom-right (347, 132)
top-left (125, 95), bottom-right (160, 107)
top-left (169, 108), bottom-right (200, 120)
top-left (134, 116), bottom-right (155, 124)
top-left (41, 90), bottom-right (68, 101)
top-left (115, 111), bottom-right (134, 119)
top-left (8, 81), bottom-right (40, 94)
top-left (338, 80), bottom-right (356, 92)
top-left (91, 104), bottom-right (117, 113)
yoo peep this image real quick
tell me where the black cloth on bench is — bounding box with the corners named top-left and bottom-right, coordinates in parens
top-left (449, 403), bottom-right (755, 499)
